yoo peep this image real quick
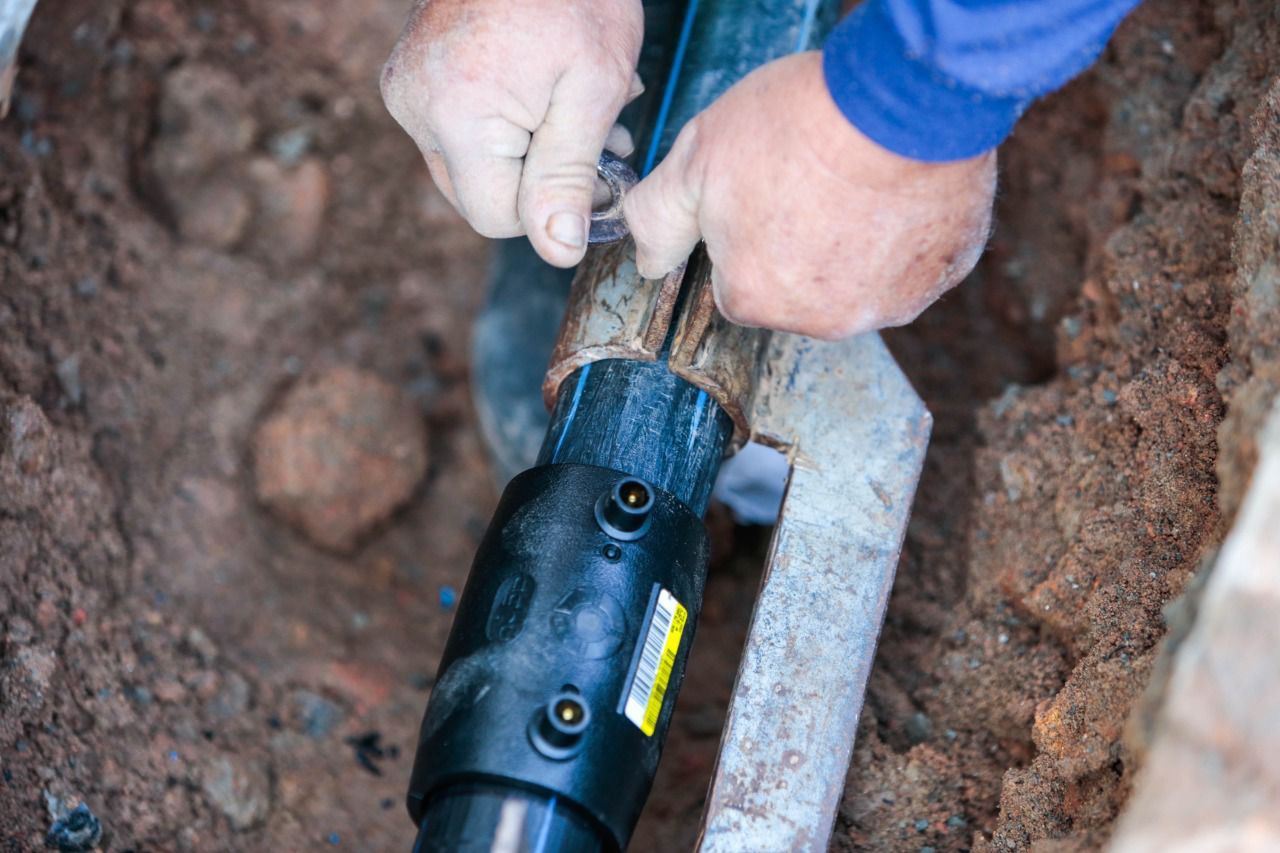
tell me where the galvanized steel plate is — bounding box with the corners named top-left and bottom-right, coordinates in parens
top-left (697, 332), bottom-right (931, 852)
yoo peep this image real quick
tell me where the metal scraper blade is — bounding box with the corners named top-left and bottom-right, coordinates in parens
top-left (696, 332), bottom-right (931, 851)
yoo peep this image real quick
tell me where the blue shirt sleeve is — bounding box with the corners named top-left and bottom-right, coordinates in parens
top-left (823, 0), bottom-right (1142, 162)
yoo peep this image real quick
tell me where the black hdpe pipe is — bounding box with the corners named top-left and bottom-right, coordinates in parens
top-left (407, 2), bottom-right (839, 850)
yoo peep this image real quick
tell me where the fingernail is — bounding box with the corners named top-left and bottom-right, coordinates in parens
top-left (547, 212), bottom-right (587, 250)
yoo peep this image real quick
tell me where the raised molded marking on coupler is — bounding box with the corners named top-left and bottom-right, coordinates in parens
top-left (550, 588), bottom-right (626, 659)
top-left (486, 572), bottom-right (536, 643)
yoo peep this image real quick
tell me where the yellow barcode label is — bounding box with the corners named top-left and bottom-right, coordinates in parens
top-left (623, 588), bottom-right (688, 736)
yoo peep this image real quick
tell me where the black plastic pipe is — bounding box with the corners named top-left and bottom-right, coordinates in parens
top-left (539, 360), bottom-right (733, 514)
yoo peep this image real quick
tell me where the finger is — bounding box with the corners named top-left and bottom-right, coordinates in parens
top-left (604, 123), bottom-right (634, 158)
top-left (435, 118), bottom-right (531, 239)
top-left (519, 69), bottom-right (631, 267)
top-left (623, 121), bottom-right (703, 279)
top-left (419, 145), bottom-right (460, 209)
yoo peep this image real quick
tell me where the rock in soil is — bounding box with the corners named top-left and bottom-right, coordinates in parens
top-left (45, 801), bottom-right (103, 852)
top-left (202, 755), bottom-right (271, 832)
top-left (253, 366), bottom-right (428, 552)
top-left (245, 156), bottom-right (331, 261)
top-left (147, 63), bottom-right (257, 249)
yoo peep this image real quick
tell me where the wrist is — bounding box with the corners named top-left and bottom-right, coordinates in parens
top-left (788, 52), bottom-right (986, 197)
top-left (822, 0), bottom-right (1024, 163)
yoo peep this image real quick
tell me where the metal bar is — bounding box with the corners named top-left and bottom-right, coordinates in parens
top-left (697, 333), bottom-right (932, 851)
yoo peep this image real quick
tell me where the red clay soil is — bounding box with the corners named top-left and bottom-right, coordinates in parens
top-left (1, 1), bottom-right (1277, 851)
top-left (838, 2), bottom-right (1280, 850)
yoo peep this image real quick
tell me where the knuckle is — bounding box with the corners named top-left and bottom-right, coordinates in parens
top-left (561, 59), bottom-right (637, 127)
top-left (710, 269), bottom-right (761, 328)
top-left (378, 57), bottom-right (398, 103)
top-left (470, 119), bottom-right (531, 160)
top-left (381, 47), bottom-right (440, 131)
top-left (716, 298), bottom-right (751, 326)
top-left (379, 55), bottom-right (418, 118)
top-left (671, 117), bottom-right (702, 160)
top-left (523, 160), bottom-right (597, 205)
top-left (665, 120), bottom-right (709, 202)
top-left (879, 304), bottom-right (927, 331)
top-left (808, 317), bottom-right (861, 341)
top-left (786, 305), bottom-right (867, 340)
top-left (867, 286), bottom-right (933, 333)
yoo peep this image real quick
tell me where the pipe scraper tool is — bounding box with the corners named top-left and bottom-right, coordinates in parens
top-left (405, 1), bottom-right (930, 849)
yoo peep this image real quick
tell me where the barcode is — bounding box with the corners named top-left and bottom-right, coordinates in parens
top-left (623, 588), bottom-right (687, 736)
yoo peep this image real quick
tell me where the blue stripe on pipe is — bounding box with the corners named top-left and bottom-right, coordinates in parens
top-left (532, 795), bottom-right (557, 853)
top-left (688, 390), bottom-right (707, 452)
top-left (644, 0), bottom-right (825, 176)
top-left (550, 362), bottom-right (592, 463)
top-left (641, 0), bottom-right (702, 176)
top-left (794, 0), bottom-right (823, 52)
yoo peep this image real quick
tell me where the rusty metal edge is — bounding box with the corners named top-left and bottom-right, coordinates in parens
top-left (542, 244), bottom-right (686, 408)
top-left (667, 250), bottom-right (771, 446)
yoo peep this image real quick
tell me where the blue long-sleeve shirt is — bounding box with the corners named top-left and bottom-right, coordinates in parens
top-left (823, 0), bottom-right (1142, 161)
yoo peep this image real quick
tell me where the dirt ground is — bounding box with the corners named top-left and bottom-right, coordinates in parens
top-left (1, 1), bottom-right (1277, 851)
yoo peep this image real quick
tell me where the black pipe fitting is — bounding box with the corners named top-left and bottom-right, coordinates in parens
top-left (406, 463), bottom-right (710, 850)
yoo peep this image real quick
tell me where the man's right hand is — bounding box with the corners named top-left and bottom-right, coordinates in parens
top-left (381, 0), bottom-right (644, 268)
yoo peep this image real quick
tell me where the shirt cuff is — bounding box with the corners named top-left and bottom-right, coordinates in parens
top-left (822, 0), bottom-right (1028, 162)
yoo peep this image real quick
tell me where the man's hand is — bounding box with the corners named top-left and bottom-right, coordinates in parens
top-left (624, 52), bottom-right (997, 340)
top-left (381, 0), bottom-right (644, 268)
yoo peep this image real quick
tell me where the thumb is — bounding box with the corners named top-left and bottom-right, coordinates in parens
top-left (623, 122), bottom-right (704, 279)
top-left (519, 69), bottom-right (629, 268)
